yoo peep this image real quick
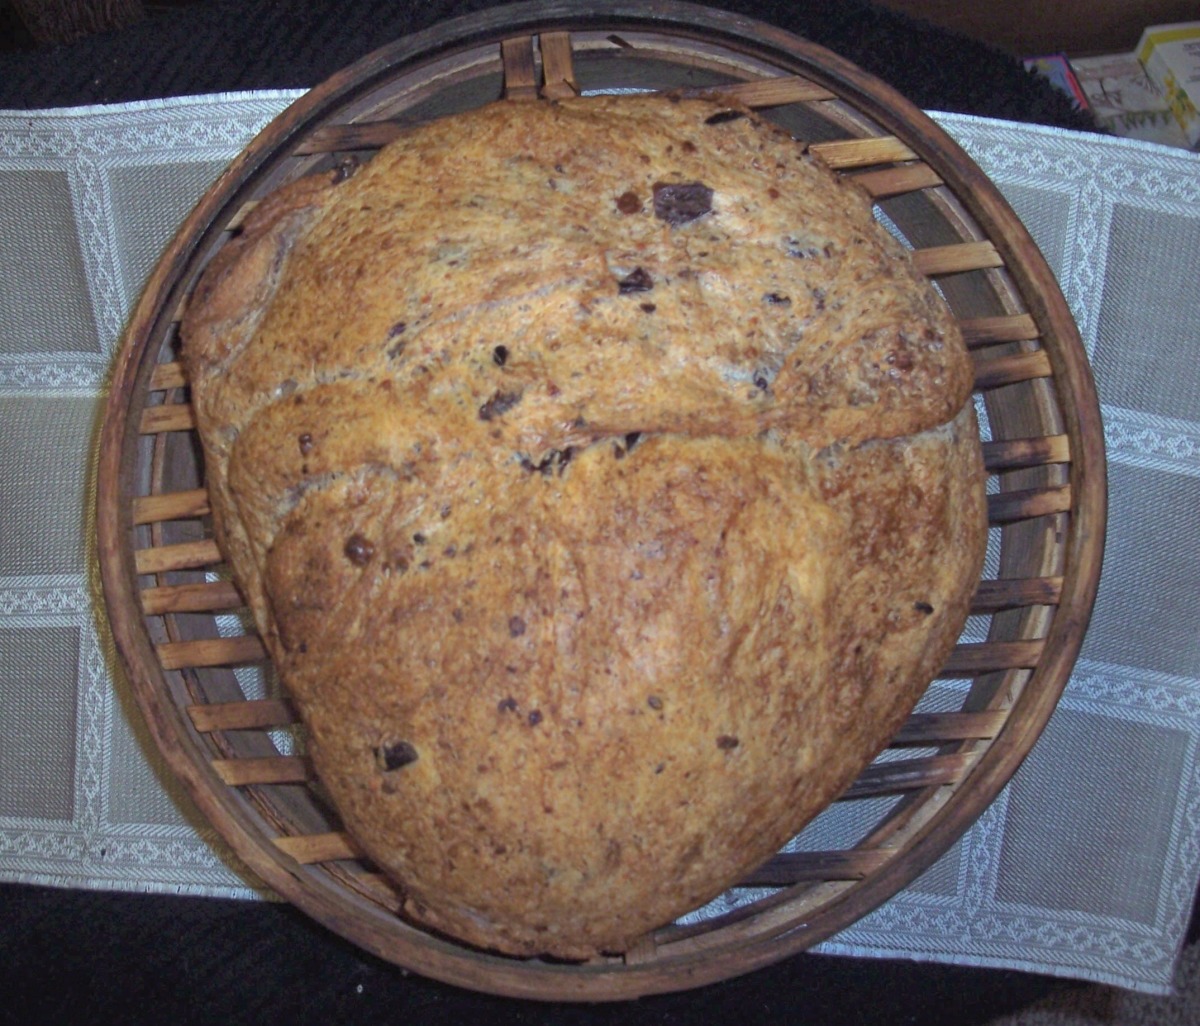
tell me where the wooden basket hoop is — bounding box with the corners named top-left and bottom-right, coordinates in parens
top-left (97, 1), bottom-right (1106, 1001)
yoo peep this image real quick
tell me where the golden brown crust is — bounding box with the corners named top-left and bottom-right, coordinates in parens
top-left (182, 95), bottom-right (986, 957)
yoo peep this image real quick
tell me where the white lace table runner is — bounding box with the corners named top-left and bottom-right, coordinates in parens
top-left (1, 93), bottom-right (1198, 996)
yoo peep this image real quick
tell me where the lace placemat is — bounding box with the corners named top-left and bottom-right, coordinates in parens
top-left (1, 93), bottom-right (1197, 995)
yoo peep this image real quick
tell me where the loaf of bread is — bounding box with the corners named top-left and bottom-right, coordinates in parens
top-left (182, 94), bottom-right (987, 958)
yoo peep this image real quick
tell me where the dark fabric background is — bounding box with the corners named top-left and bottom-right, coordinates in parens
top-left (0, 0), bottom-right (1098, 131)
top-left (0, 2), bottom-right (1120, 1023)
top-left (2, 884), bottom-right (1080, 1026)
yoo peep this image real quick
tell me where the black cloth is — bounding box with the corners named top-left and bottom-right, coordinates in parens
top-left (0, 1), bottom-right (1116, 1023)
top-left (2, 883), bottom-right (1079, 1026)
top-left (0, 0), bottom-right (1098, 133)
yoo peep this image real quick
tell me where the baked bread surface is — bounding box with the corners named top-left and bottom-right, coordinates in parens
top-left (182, 94), bottom-right (987, 958)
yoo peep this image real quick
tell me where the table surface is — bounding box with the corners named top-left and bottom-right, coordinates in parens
top-left (2, 1), bottom-right (1199, 1022)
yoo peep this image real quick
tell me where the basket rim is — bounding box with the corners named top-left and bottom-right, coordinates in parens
top-left (96, 0), bottom-right (1107, 1002)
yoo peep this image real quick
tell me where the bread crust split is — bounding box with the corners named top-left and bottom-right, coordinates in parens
top-left (182, 94), bottom-right (986, 958)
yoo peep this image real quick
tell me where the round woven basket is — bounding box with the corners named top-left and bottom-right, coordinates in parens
top-left (96, 0), bottom-right (1106, 1001)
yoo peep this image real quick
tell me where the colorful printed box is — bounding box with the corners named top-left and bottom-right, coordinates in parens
top-left (1136, 22), bottom-right (1200, 148)
top-left (1070, 52), bottom-right (1190, 148)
